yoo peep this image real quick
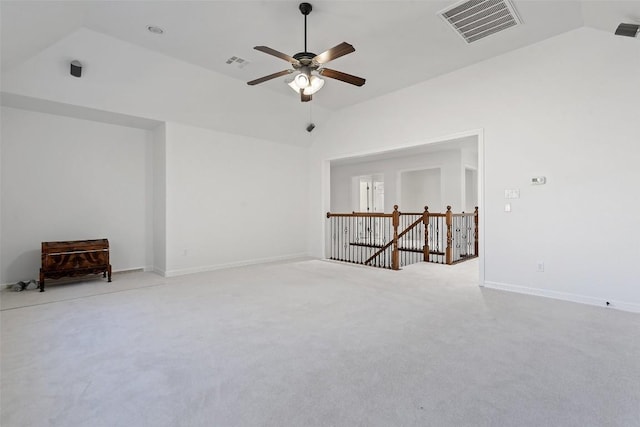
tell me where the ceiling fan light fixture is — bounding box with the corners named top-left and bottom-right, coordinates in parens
top-left (294, 72), bottom-right (310, 88)
top-left (288, 77), bottom-right (301, 92)
top-left (306, 75), bottom-right (325, 95)
top-left (288, 74), bottom-right (324, 95)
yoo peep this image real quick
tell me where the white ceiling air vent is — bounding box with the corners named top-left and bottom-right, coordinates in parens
top-left (439, 0), bottom-right (522, 43)
top-left (225, 56), bottom-right (250, 69)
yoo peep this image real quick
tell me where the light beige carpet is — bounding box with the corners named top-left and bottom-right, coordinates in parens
top-left (2, 259), bottom-right (639, 426)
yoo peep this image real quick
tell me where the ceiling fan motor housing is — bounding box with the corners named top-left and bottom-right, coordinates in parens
top-left (293, 52), bottom-right (318, 68)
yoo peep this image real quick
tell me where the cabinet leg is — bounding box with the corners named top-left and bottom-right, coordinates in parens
top-left (39, 271), bottom-right (45, 292)
top-left (107, 265), bottom-right (112, 282)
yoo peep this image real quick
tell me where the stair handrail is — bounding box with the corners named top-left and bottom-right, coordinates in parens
top-left (363, 206), bottom-right (425, 268)
top-left (326, 205), bottom-right (478, 268)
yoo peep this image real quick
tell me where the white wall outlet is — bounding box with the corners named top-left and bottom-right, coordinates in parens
top-left (536, 261), bottom-right (544, 272)
top-left (504, 203), bottom-right (511, 212)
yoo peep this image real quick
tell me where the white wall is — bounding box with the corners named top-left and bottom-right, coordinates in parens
top-left (0, 111), bottom-right (309, 281)
top-left (400, 168), bottom-right (441, 213)
top-left (152, 123), bottom-right (167, 274)
top-left (0, 107), bottom-right (151, 283)
top-left (462, 145), bottom-right (479, 212)
top-left (310, 28), bottom-right (640, 311)
top-left (163, 122), bottom-right (309, 276)
top-left (464, 168), bottom-right (478, 213)
top-left (330, 149), bottom-right (467, 213)
top-left (0, 108), bottom-right (3, 284)
top-left (1, 27), bottom-right (331, 147)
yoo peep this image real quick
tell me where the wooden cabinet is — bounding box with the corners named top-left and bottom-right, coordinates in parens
top-left (39, 239), bottom-right (112, 292)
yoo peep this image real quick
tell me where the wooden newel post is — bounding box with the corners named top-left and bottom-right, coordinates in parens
top-left (474, 206), bottom-right (479, 257)
top-left (392, 205), bottom-right (400, 270)
top-left (423, 206), bottom-right (430, 263)
top-left (445, 205), bottom-right (453, 265)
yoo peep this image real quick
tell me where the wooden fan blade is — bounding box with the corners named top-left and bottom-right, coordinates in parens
top-left (254, 46), bottom-right (300, 65)
top-left (301, 89), bottom-right (312, 102)
top-left (312, 42), bottom-right (355, 64)
top-left (247, 69), bottom-right (293, 86)
top-left (319, 68), bottom-right (366, 87)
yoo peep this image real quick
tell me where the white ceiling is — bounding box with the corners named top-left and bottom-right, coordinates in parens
top-left (330, 134), bottom-right (478, 166)
top-left (2, 1), bottom-right (639, 112)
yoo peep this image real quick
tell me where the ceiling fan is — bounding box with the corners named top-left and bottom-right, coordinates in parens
top-left (247, 2), bottom-right (366, 102)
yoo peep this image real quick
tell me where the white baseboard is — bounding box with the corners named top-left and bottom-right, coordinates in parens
top-left (163, 253), bottom-right (309, 278)
top-left (150, 267), bottom-right (167, 277)
top-left (1, 266), bottom-right (147, 289)
top-left (482, 281), bottom-right (640, 314)
top-left (113, 267), bottom-right (145, 274)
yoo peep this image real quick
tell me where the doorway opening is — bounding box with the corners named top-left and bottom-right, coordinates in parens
top-left (327, 131), bottom-right (483, 282)
top-left (357, 174), bottom-right (384, 212)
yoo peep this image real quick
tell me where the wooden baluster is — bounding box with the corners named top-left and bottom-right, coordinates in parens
top-left (474, 206), bottom-right (479, 257)
top-left (423, 206), bottom-right (430, 263)
top-left (392, 205), bottom-right (400, 270)
top-left (340, 216), bottom-right (344, 261)
top-left (326, 212), bottom-right (330, 259)
top-left (349, 216), bottom-right (353, 263)
top-left (336, 216), bottom-right (340, 261)
top-left (445, 205), bottom-right (453, 265)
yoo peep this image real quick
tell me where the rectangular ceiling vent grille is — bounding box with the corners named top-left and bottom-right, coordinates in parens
top-left (225, 56), bottom-right (250, 69)
top-left (439, 0), bottom-right (521, 43)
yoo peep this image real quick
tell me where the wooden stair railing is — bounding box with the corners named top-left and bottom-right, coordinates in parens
top-left (364, 208), bottom-right (423, 269)
top-left (326, 205), bottom-right (479, 270)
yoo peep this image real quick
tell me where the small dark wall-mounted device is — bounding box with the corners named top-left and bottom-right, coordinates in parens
top-left (615, 23), bottom-right (639, 38)
top-left (70, 60), bottom-right (82, 78)
top-left (306, 123), bottom-right (316, 132)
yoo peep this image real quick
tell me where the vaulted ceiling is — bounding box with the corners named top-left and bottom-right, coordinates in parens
top-left (1, 1), bottom-right (639, 143)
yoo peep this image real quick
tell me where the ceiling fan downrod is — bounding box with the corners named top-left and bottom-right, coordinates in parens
top-left (299, 2), bottom-right (312, 53)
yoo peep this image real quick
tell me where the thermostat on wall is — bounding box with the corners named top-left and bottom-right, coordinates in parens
top-left (531, 176), bottom-right (546, 185)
